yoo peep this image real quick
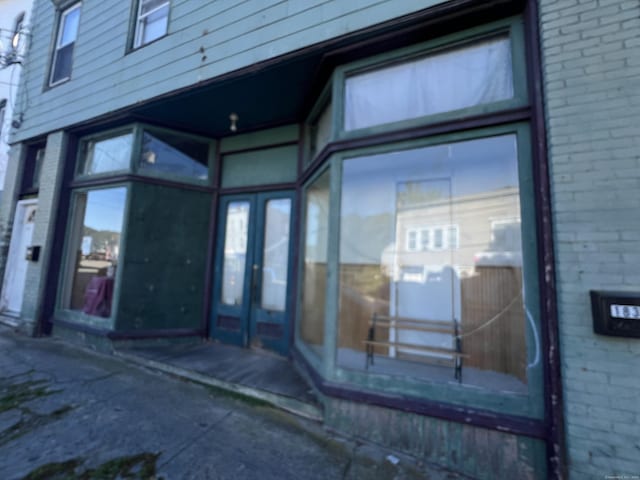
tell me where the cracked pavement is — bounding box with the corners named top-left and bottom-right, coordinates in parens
top-left (0, 325), bottom-right (464, 479)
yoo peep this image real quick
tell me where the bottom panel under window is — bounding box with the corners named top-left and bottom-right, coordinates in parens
top-left (338, 134), bottom-right (529, 394)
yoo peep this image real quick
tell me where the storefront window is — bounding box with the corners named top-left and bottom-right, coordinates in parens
top-left (63, 187), bottom-right (127, 317)
top-left (299, 170), bottom-right (330, 357)
top-left (139, 129), bottom-right (209, 180)
top-left (80, 132), bottom-right (133, 175)
top-left (344, 36), bottom-right (513, 131)
top-left (337, 135), bottom-right (528, 394)
top-left (261, 199), bottom-right (292, 312)
top-left (221, 201), bottom-right (250, 306)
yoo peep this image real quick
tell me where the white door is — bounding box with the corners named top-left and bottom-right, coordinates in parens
top-left (0, 200), bottom-right (37, 315)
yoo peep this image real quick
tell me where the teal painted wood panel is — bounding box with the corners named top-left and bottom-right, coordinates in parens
top-left (15, 0), bottom-right (451, 142)
top-left (220, 125), bottom-right (299, 153)
top-left (221, 144), bottom-right (298, 188)
top-left (116, 182), bottom-right (211, 331)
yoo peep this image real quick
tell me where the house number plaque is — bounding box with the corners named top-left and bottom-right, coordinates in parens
top-left (591, 291), bottom-right (640, 338)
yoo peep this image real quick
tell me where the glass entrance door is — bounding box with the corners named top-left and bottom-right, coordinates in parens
top-left (210, 191), bottom-right (294, 356)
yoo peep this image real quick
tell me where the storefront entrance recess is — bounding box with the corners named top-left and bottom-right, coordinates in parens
top-left (210, 191), bottom-right (294, 356)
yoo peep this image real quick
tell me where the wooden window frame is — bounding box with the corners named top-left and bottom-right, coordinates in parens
top-left (49, 2), bottom-right (81, 87)
top-left (132, 0), bottom-right (171, 50)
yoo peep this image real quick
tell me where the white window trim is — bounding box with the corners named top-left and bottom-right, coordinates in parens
top-left (419, 228), bottom-right (430, 251)
top-left (406, 229), bottom-right (418, 252)
top-left (407, 224), bottom-right (459, 252)
top-left (49, 3), bottom-right (81, 87)
top-left (133, 0), bottom-right (170, 49)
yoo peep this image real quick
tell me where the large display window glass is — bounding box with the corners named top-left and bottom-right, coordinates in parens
top-left (299, 170), bottom-right (331, 358)
top-left (61, 187), bottom-right (127, 319)
top-left (297, 18), bottom-right (543, 418)
top-left (337, 134), bottom-right (529, 394)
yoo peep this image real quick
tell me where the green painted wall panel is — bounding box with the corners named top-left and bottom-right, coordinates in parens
top-left (221, 144), bottom-right (297, 188)
top-left (220, 125), bottom-right (299, 153)
top-left (116, 182), bottom-right (211, 331)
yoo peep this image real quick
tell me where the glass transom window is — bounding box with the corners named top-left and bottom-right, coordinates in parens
top-left (76, 125), bottom-right (212, 182)
top-left (344, 36), bottom-right (514, 131)
top-left (80, 132), bottom-right (133, 175)
top-left (139, 129), bottom-right (209, 180)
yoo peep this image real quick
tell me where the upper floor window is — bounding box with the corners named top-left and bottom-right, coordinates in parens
top-left (49, 3), bottom-right (81, 86)
top-left (134, 0), bottom-right (170, 48)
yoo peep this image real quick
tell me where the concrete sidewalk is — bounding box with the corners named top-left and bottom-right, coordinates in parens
top-left (0, 325), bottom-right (468, 480)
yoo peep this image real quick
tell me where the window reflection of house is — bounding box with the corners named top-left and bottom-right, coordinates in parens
top-left (338, 136), bottom-right (528, 393)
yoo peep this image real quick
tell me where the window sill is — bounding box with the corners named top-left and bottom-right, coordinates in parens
top-left (293, 346), bottom-right (546, 438)
top-left (125, 33), bottom-right (168, 56)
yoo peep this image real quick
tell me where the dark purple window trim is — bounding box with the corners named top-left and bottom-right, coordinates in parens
top-left (292, 347), bottom-right (547, 439)
top-left (523, 0), bottom-right (565, 477)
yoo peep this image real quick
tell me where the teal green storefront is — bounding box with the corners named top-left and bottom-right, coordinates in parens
top-left (30, 4), bottom-right (562, 478)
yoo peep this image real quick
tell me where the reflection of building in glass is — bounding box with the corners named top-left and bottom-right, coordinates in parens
top-left (338, 137), bottom-right (527, 392)
top-left (68, 187), bottom-right (126, 317)
top-left (391, 186), bottom-right (522, 280)
top-left (222, 202), bottom-right (249, 305)
top-left (384, 184), bottom-right (525, 386)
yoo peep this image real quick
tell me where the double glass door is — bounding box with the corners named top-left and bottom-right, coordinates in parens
top-left (211, 191), bottom-right (294, 356)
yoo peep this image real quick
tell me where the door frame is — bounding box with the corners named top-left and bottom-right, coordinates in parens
top-left (210, 190), bottom-right (296, 356)
top-left (0, 198), bottom-right (38, 316)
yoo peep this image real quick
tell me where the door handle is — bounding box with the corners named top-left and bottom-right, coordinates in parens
top-left (251, 264), bottom-right (260, 305)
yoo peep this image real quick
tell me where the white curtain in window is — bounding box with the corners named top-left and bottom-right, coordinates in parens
top-left (345, 37), bottom-right (513, 131)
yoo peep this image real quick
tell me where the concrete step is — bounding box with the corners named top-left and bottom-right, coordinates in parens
top-left (114, 349), bottom-right (324, 422)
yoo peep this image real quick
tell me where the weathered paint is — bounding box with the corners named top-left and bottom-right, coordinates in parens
top-left (323, 397), bottom-right (547, 479)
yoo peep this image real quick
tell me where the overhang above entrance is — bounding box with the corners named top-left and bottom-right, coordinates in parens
top-left (99, 0), bottom-right (521, 139)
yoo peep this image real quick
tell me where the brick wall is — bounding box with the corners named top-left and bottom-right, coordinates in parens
top-left (20, 131), bottom-right (66, 332)
top-left (538, 0), bottom-right (640, 477)
top-left (0, 143), bottom-right (26, 287)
